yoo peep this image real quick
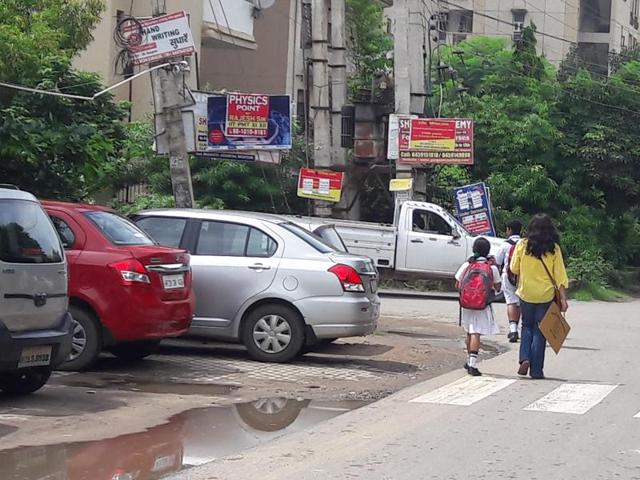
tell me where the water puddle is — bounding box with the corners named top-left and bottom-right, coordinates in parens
top-left (1, 398), bottom-right (368, 480)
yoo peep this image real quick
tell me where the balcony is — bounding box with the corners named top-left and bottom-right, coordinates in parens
top-left (202, 0), bottom-right (257, 49)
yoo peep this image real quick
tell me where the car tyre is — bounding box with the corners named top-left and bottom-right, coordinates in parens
top-left (0, 367), bottom-right (52, 396)
top-left (242, 304), bottom-right (305, 363)
top-left (58, 306), bottom-right (101, 371)
top-left (109, 340), bottom-right (161, 361)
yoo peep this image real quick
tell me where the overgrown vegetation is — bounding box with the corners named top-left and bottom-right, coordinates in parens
top-left (438, 27), bottom-right (640, 295)
top-left (345, 0), bottom-right (393, 99)
top-left (0, 0), bottom-right (128, 200)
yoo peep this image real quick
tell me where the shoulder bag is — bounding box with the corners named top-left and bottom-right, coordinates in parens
top-left (538, 256), bottom-right (571, 354)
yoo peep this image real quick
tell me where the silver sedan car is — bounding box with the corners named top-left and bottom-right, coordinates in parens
top-left (133, 209), bottom-right (380, 362)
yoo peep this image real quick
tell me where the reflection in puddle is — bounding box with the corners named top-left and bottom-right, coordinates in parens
top-left (1, 398), bottom-right (367, 480)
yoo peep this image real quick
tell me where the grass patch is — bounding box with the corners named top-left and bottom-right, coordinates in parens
top-left (569, 282), bottom-right (627, 302)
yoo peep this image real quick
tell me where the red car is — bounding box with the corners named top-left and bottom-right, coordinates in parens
top-left (42, 201), bottom-right (194, 370)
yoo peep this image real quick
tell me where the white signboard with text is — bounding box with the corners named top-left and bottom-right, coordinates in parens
top-left (125, 11), bottom-right (195, 65)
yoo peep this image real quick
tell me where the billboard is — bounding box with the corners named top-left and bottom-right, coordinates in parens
top-left (399, 118), bottom-right (474, 165)
top-left (124, 11), bottom-right (195, 65)
top-left (453, 182), bottom-right (496, 237)
top-left (297, 168), bottom-right (344, 203)
top-left (207, 95), bottom-right (292, 151)
top-left (154, 91), bottom-right (291, 161)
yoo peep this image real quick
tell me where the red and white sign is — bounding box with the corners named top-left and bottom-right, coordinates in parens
top-left (297, 168), bottom-right (344, 203)
top-left (399, 118), bottom-right (474, 165)
top-left (124, 11), bottom-right (195, 66)
top-left (226, 94), bottom-right (270, 137)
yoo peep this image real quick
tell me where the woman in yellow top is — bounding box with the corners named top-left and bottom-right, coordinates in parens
top-left (510, 214), bottom-right (569, 379)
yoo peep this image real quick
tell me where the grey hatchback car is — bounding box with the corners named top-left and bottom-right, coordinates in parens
top-left (0, 187), bottom-right (72, 394)
top-left (134, 209), bottom-right (380, 362)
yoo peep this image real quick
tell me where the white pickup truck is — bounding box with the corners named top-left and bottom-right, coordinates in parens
top-left (288, 201), bottom-right (505, 281)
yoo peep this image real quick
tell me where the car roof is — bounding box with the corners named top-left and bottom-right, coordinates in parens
top-left (41, 200), bottom-right (113, 212)
top-left (136, 208), bottom-right (291, 225)
top-left (0, 188), bottom-right (39, 202)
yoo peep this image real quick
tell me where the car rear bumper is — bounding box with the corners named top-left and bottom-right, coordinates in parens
top-left (0, 312), bottom-right (73, 371)
top-left (102, 294), bottom-right (195, 343)
top-left (295, 294), bottom-right (380, 339)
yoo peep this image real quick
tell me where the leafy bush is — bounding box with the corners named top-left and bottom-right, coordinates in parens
top-left (566, 249), bottom-right (611, 288)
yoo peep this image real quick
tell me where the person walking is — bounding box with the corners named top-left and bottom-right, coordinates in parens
top-left (455, 237), bottom-right (501, 377)
top-left (510, 214), bottom-right (569, 379)
top-left (495, 220), bottom-right (523, 343)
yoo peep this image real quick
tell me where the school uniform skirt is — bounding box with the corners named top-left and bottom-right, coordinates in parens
top-left (461, 305), bottom-right (501, 336)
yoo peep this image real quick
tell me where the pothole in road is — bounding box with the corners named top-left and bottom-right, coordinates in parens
top-left (0, 398), bottom-right (368, 480)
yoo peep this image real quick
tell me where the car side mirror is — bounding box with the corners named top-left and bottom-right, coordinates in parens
top-left (452, 228), bottom-right (462, 239)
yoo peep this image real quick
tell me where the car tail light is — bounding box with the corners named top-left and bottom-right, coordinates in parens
top-left (329, 264), bottom-right (365, 292)
top-left (109, 259), bottom-right (150, 285)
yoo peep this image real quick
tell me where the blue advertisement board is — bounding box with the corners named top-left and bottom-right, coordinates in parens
top-left (206, 94), bottom-right (292, 151)
top-left (453, 182), bottom-right (496, 237)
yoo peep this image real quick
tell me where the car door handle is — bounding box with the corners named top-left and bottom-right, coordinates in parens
top-left (428, 237), bottom-right (438, 241)
top-left (410, 239), bottom-right (424, 244)
top-left (248, 264), bottom-right (271, 271)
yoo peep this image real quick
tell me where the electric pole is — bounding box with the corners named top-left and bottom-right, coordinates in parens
top-left (330, 0), bottom-right (357, 219)
top-left (150, 0), bottom-right (195, 208)
top-left (311, 0), bottom-right (332, 217)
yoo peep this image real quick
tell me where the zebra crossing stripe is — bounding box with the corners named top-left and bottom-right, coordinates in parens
top-left (634, 411), bottom-right (640, 418)
top-left (524, 383), bottom-right (618, 415)
top-left (409, 376), bottom-right (517, 406)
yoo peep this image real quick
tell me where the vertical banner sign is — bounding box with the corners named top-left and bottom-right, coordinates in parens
top-left (453, 182), bottom-right (496, 237)
top-left (387, 114), bottom-right (417, 160)
top-left (399, 118), bottom-right (474, 164)
top-left (225, 94), bottom-right (270, 137)
top-left (297, 168), bottom-right (344, 203)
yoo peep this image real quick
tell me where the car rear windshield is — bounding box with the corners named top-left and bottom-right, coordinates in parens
top-left (280, 222), bottom-right (334, 254)
top-left (85, 211), bottom-right (155, 246)
top-left (0, 199), bottom-right (63, 263)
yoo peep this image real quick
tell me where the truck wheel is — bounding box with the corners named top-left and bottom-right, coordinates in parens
top-left (0, 367), bottom-right (52, 396)
top-left (242, 304), bottom-right (305, 363)
top-left (58, 306), bottom-right (101, 371)
top-left (110, 340), bottom-right (161, 361)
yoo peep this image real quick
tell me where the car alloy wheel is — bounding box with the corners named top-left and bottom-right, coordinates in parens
top-left (252, 315), bottom-right (292, 354)
top-left (69, 317), bottom-right (87, 361)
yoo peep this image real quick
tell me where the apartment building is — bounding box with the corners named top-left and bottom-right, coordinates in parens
top-left (436, 0), bottom-right (640, 70)
top-left (74, 0), bottom-right (261, 121)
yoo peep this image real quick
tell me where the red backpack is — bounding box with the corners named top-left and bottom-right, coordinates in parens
top-left (459, 261), bottom-right (495, 310)
top-left (505, 239), bottom-right (519, 286)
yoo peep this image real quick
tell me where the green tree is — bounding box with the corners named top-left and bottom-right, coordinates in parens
top-left (0, 0), bottom-right (128, 199)
top-left (345, 0), bottom-right (393, 99)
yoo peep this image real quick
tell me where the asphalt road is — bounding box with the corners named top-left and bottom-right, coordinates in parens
top-left (172, 299), bottom-right (640, 480)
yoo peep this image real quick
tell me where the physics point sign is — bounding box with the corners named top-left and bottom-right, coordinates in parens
top-left (399, 118), bottom-right (474, 165)
top-left (226, 94), bottom-right (270, 137)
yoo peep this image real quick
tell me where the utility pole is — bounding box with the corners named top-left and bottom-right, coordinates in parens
top-left (392, 0), bottom-right (413, 217)
top-left (392, 0), bottom-right (431, 212)
top-left (150, 0), bottom-right (195, 208)
top-left (311, 0), bottom-right (332, 217)
top-left (330, 0), bottom-right (357, 219)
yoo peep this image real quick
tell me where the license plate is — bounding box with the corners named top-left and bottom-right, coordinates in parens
top-left (162, 274), bottom-right (185, 290)
top-left (152, 454), bottom-right (177, 472)
top-left (370, 278), bottom-right (378, 292)
top-left (18, 345), bottom-right (52, 368)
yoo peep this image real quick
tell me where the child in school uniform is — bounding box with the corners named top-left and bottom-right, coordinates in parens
top-left (455, 237), bottom-right (501, 376)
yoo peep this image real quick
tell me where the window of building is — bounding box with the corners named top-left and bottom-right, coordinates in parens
top-left (512, 9), bottom-right (527, 42)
